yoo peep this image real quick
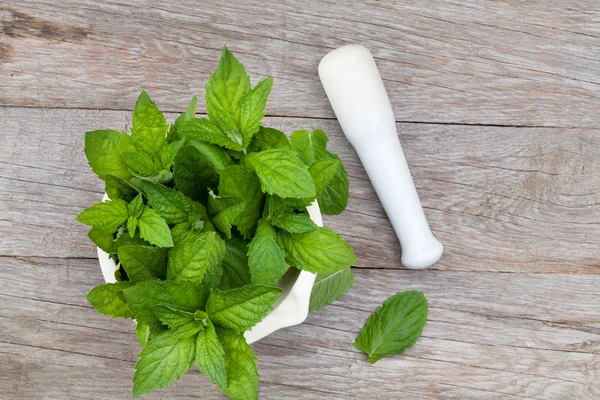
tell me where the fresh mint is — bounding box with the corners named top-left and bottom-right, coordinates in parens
top-left (77, 46), bottom-right (357, 398)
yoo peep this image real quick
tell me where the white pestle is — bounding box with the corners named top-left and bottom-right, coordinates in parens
top-left (318, 44), bottom-right (443, 269)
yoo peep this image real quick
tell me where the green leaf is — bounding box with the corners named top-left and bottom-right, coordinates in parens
top-left (196, 319), bottom-right (228, 389)
top-left (309, 159), bottom-right (339, 196)
top-left (221, 237), bottom-right (252, 290)
top-left (113, 230), bottom-right (150, 252)
top-left (167, 232), bottom-right (226, 285)
top-left (153, 306), bottom-right (207, 339)
top-left (170, 222), bottom-right (207, 245)
top-left (104, 174), bottom-right (140, 202)
top-left (309, 268), bottom-right (355, 312)
top-left (173, 145), bottom-right (219, 203)
top-left (355, 290), bottom-right (428, 364)
top-left (123, 280), bottom-right (201, 326)
top-left (143, 182), bottom-right (194, 224)
top-left (135, 322), bottom-right (151, 347)
top-left (86, 282), bottom-right (134, 318)
top-left (123, 148), bottom-right (166, 177)
top-left (272, 212), bottom-right (318, 234)
top-left (127, 216), bottom-right (138, 237)
top-left (244, 148), bottom-right (316, 199)
top-left (168, 95), bottom-right (197, 143)
top-left (132, 331), bottom-right (195, 397)
top-left (187, 139), bottom-right (235, 173)
top-left (128, 194), bottom-right (145, 218)
top-left (137, 207), bottom-right (173, 248)
top-left (277, 227), bottom-right (356, 274)
top-left (219, 328), bottom-right (259, 400)
top-left (75, 199), bottom-right (129, 233)
top-left (248, 126), bottom-right (290, 152)
top-left (88, 228), bottom-right (114, 254)
top-left (131, 91), bottom-right (168, 155)
top-left (206, 285), bottom-right (282, 332)
top-left (290, 129), bottom-right (329, 166)
top-left (207, 190), bottom-right (246, 239)
top-left (180, 118), bottom-right (243, 151)
top-left (238, 77), bottom-right (273, 146)
top-left (218, 165), bottom-right (264, 238)
top-left (317, 154), bottom-right (349, 215)
top-left (118, 245), bottom-right (168, 282)
top-left (247, 220), bottom-right (287, 286)
top-left (84, 130), bottom-right (133, 181)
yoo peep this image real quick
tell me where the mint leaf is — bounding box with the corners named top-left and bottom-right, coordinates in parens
top-left (187, 140), bottom-right (235, 173)
top-left (104, 174), bottom-right (140, 202)
top-left (218, 165), bottom-right (264, 238)
top-left (239, 77), bottom-right (273, 145)
top-left (173, 145), bottom-right (219, 203)
top-left (84, 130), bottom-right (133, 181)
top-left (309, 268), bottom-right (355, 312)
top-left (244, 148), bottom-right (316, 199)
top-left (196, 319), bottom-right (228, 389)
top-left (180, 118), bottom-right (243, 151)
top-left (135, 322), bottom-right (151, 346)
top-left (127, 216), bottom-right (138, 236)
top-left (76, 199), bottom-right (129, 233)
top-left (131, 91), bottom-right (168, 155)
top-left (118, 245), bottom-right (168, 282)
top-left (206, 285), bottom-right (282, 332)
top-left (143, 182), bottom-right (193, 224)
top-left (219, 328), bottom-right (259, 400)
top-left (290, 129), bottom-right (328, 166)
top-left (167, 232), bottom-right (226, 285)
top-left (207, 190), bottom-right (246, 239)
top-left (355, 290), bottom-right (428, 364)
top-left (123, 280), bottom-right (201, 326)
top-left (153, 305), bottom-right (207, 339)
top-left (170, 222), bottom-right (208, 245)
top-left (123, 148), bottom-right (166, 177)
top-left (88, 228), bottom-right (114, 254)
top-left (168, 95), bottom-right (197, 143)
top-left (132, 331), bottom-right (195, 397)
top-left (248, 127), bottom-right (290, 152)
top-left (86, 282), bottom-right (134, 318)
top-left (247, 220), bottom-right (287, 286)
top-left (272, 212), bottom-right (318, 234)
top-left (128, 194), bottom-right (145, 218)
top-left (318, 154), bottom-right (349, 215)
top-left (277, 227), bottom-right (356, 273)
top-left (309, 159), bottom-right (339, 195)
top-left (137, 207), bottom-right (173, 247)
top-left (221, 237), bottom-right (252, 290)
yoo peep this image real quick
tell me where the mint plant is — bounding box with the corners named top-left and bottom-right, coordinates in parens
top-left (77, 46), bottom-right (356, 398)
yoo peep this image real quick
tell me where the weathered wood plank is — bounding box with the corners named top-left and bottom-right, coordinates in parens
top-left (1, 107), bottom-right (599, 273)
top-left (1, 1), bottom-right (600, 127)
top-left (0, 256), bottom-right (598, 399)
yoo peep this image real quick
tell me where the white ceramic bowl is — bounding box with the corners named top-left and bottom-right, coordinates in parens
top-left (97, 199), bottom-right (321, 344)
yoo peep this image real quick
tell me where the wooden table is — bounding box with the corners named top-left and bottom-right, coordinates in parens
top-left (1, 1), bottom-right (599, 399)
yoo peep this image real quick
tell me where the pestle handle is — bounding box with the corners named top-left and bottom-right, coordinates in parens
top-left (318, 45), bottom-right (443, 269)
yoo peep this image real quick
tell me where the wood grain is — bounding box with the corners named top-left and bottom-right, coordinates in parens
top-left (1, 1), bottom-right (600, 127)
top-left (1, 256), bottom-right (598, 399)
top-left (1, 107), bottom-right (599, 274)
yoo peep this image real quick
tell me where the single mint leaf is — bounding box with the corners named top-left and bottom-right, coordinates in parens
top-left (84, 130), bottom-right (133, 181)
top-left (86, 282), bottom-right (134, 318)
top-left (168, 95), bottom-right (197, 143)
top-left (248, 126), bottom-right (290, 153)
top-left (123, 280), bottom-right (201, 326)
top-left (247, 220), bottom-right (287, 286)
top-left (244, 148), bottom-right (316, 199)
top-left (104, 174), bottom-right (140, 202)
top-left (187, 139), bottom-right (235, 173)
top-left (277, 227), bottom-right (356, 274)
top-left (135, 322), bottom-right (151, 347)
top-left (272, 212), bottom-right (318, 234)
top-left (221, 237), bottom-right (252, 290)
top-left (137, 207), bottom-right (174, 247)
top-left (153, 305), bottom-right (207, 340)
top-left (132, 331), bottom-right (195, 397)
top-left (309, 159), bottom-right (339, 196)
top-left (128, 194), bottom-right (145, 218)
top-left (127, 216), bottom-right (138, 237)
top-left (355, 290), bottom-right (428, 364)
top-left (179, 118), bottom-right (243, 151)
top-left (158, 140), bottom-right (182, 171)
top-left (75, 199), bottom-right (129, 233)
top-left (196, 319), bottom-right (228, 389)
top-left (207, 190), bottom-right (246, 239)
top-left (206, 285), bottom-right (282, 332)
top-left (123, 148), bottom-right (166, 177)
top-left (309, 268), bottom-right (355, 312)
top-left (118, 245), bottom-right (168, 282)
top-left (218, 165), bottom-right (264, 238)
top-left (143, 182), bottom-right (193, 224)
top-left (131, 91), bottom-right (168, 155)
top-left (219, 328), bottom-right (259, 400)
top-left (88, 228), bottom-right (114, 254)
top-left (318, 154), bottom-right (349, 215)
top-left (170, 222), bottom-right (208, 245)
top-left (238, 77), bottom-right (273, 146)
top-left (167, 232), bottom-right (226, 285)
top-left (290, 129), bottom-right (328, 166)
top-left (173, 145), bottom-right (219, 203)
